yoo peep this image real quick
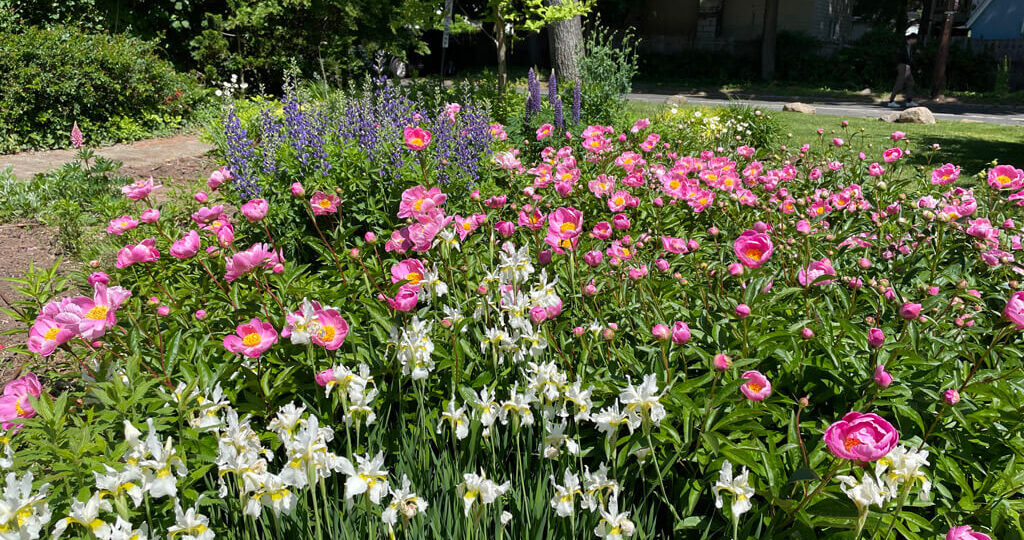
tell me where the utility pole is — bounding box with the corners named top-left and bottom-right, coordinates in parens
top-left (761, 0), bottom-right (779, 80)
top-left (931, 0), bottom-right (958, 99)
top-left (439, 0), bottom-right (453, 92)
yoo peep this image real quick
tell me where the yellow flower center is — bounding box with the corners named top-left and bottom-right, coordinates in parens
top-left (410, 137), bottom-right (424, 147)
top-left (406, 271), bottom-right (422, 284)
top-left (14, 397), bottom-right (28, 417)
top-left (318, 325), bottom-right (336, 343)
top-left (669, 181), bottom-right (680, 189)
top-left (318, 199), bottom-right (331, 208)
top-left (560, 222), bottom-right (577, 233)
top-left (614, 197), bottom-right (625, 206)
top-left (997, 175), bottom-right (1011, 185)
top-left (462, 222), bottom-right (472, 231)
top-left (85, 305), bottom-right (109, 320)
top-left (745, 249), bottom-right (762, 261)
top-left (747, 382), bottom-right (763, 393)
top-left (242, 332), bottom-right (262, 347)
top-left (413, 199), bottom-right (424, 211)
top-left (43, 327), bottom-right (61, 341)
top-left (844, 437), bottom-right (863, 451)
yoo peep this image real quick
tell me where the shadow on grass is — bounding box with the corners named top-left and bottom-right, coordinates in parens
top-left (909, 132), bottom-right (1024, 174)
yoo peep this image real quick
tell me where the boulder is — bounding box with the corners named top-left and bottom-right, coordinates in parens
top-left (879, 113), bottom-right (900, 123)
top-left (896, 106), bottom-right (936, 124)
top-left (666, 94), bottom-right (688, 106)
top-left (783, 102), bottom-right (816, 114)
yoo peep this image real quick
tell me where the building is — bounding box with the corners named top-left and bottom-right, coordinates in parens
top-left (965, 0), bottom-right (1024, 40)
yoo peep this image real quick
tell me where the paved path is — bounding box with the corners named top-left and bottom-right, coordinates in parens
top-left (0, 134), bottom-right (214, 180)
top-left (629, 93), bottom-right (1024, 126)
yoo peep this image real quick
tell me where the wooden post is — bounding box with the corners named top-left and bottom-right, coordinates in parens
top-left (931, 0), bottom-right (957, 99)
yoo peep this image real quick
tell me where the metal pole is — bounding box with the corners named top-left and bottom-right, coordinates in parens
top-left (439, 0), bottom-right (453, 93)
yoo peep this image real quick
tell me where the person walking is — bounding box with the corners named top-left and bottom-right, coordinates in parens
top-left (888, 26), bottom-right (920, 108)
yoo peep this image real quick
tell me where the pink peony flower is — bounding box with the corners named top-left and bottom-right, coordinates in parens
top-left (399, 185), bottom-right (448, 222)
top-left (733, 229), bottom-right (773, 269)
top-left (536, 124), bottom-right (554, 140)
top-left (944, 389), bottom-right (961, 405)
top-left (311, 306), bottom-right (349, 350)
top-left (1004, 291), bottom-right (1024, 329)
top-left (106, 215), bottom-right (139, 235)
top-left (290, 182), bottom-right (305, 196)
top-left (900, 302), bottom-right (922, 320)
top-left (310, 191), bottom-right (341, 215)
top-left (671, 321), bottom-right (691, 345)
top-left (946, 526), bottom-right (991, 540)
top-left (868, 327), bottom-right (886, 348)
top-left (223, 318), bottom-right (279, 358)
top-left (224, 243), bottom-right (282, 283)
top-left (713, 354), bottom-right (731, 370)
top-left (121, 178), bottom-right (160, 200)
top-left (735, 304), bottom-right (751, 318)
top-left (874, 365), bottom-right (893, 387)
top-left (54, 283), bottom-right (131, 341)
top-left (191, 205), bottom-right (225, 225)
top-left (70, 122), bottom-right (83, 148)
top-left (391, 259), bottom-right (426, 289)
top-left (651, 324), bottom-right (670, 341)
top-left (207, 166), bottom-right (232, 191)
top-left (241, 198), bottom-right (269, 222)
top-left (798, 258), bottom-right (836, 287)
top-left (27, 316), bottom-right (75, 356)
top-left (740, 370), bottom-right (771, 401)
top-left (824, 411), bottom-right (899, 461)
top-left (987, 164), bottom-right (1024, 190)
top-left (404, 126), bottom-right (432, 151)
top-left (140, 208), bottom-right (160, 224)
top-left (388, 284), bottom-right (419, 312)
top-left (116, 239), bottom-right (160, 268)
top-left (170, 231), bottom-right (201, 259)
top-left (194, 191), bottom-right (209, 203)
top-left (932, 163), bottom-right (961, 185)
top-left (0, 373), bottom-right (42, 430)
top-left (88, 272), bottom-right (109, 286)
top-left (882, 147), bottom-right (904, 163)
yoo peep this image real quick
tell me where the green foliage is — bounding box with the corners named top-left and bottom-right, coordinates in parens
top-left (0, 25), bottom-right (208, 152)
top-left (653, 103), bottom-right (781, 155)
top-left (577, 23), bottom-right (639, 125)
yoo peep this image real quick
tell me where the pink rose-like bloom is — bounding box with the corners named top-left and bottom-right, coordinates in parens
top-left (592, 221), bottom-right (613, 240)
top-left (398, 185), bottom-right (447, 222)
top-left (824, 411), bottom-right (899, 461)
top-left (291, 182), bottom-right (305, 197)
top-left (733, 229), bottom-right (773, 268)
top-left (1004, 291), bottom-right (1024, 329)
top-left (241, 199), bottom-right (269, 222)
top-left (651, 324), bottom-right (670, 341)
top-left (832, 138), bottom-right (844, 147)
top-left (495, 221), bottom-right (515, 238)
top-left (157, 305), bottom-right (170, 316)
top-left (713, 354), bottom-right (731, 371)
top-left (883, 147), bottom-right (904, 163)
top-left (88, 272), bottom-right (109, 286)
top-left (946, 526), bottom-right (992, 540)
top-left (121, 178), bottom-right (160, 200)
top-left (798, 258), bottom-right (836, 287)
top-left (932, 163), bottom-right (961, 185)
top-left (987, 164), bottom-right (1024, 190)
top-left (224, 243), bottom-right (283, 282)
top-left (874, 365), bottom-right (893, 388)
top-left (891, 131), bottom-right (906, 140)
top-left (116, 239), bottom-right (160, 269)
top-left (195, 310), bottom-right (207, 320)
top-left (671, 321), bottom-right (691, 345)
top-left (801, 327), bottom-right (814, 339)
top-left (364, 231), bottom-right (377, 244)
top-left (0, 373), bottom-right (43, 430)
top-left (547, 206), bottom-right (583, 241)
top-left (536, 124), bottom-right (554, 141)
top-left (194, 191), bottom-right (209, 203)
top-left (735, 304), bottom-right (751, 318)
top-left (311, 307), bottom-right (350, 350)
top-left (27, 316), bottom-right (75, 356)
top-left (728, 263), bottom-right (744, 276)
top-left (53, 283), bottom-right (131, 341)
top-left (404, 126), bottom-right (432, 151)
top-left (583, 250), bottom-right (603, 267)
top-left (900, 302), bottom-right (922, 320)
top-left (868, 327), bottom-right (885, 348)
top-left (223, 318), bottom-right (279, 358)
top-left (740, 370), bottom-right (772, 401)
top-left (191, 205), bottom-right (224, 225)
top-left (106, 215), bottom-right (139, 235)
top-left (611, 213), bottom-right (630, 230)
top-left (868, 163), bottom-right (885, 177)
top-left (310, 191), bottom-right (341, 215)
top-left (944, 389), bottom-right (961, 405)
top-left (391, 258), bottom-right (426, 289)
top-left (140, 209), bottom-right (160, 224)
top-left (388, 285), bottom-right (419, 312)
top-left (170, 231), bottom-right (201, 259)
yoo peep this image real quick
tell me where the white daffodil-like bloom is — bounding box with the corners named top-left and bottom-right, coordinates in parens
top-left (268, 402), bottom-right (306, 438)
top-left (498, 242), bottom-right (534, 284)
top-left (214, 408), bottom-right (273, 500)
top-left (286, 298), bottom-right (319, 345)
top-left (169, 382), bottom-right (199, 406)
top-left (278, 415), bottom-right (344, 490)
top-left (587, 320), bottom-right (604, 336)
top-left (418, 264), bottom-right (449, 301)
top-left (0, 471), bottom-right (50, 540)
top-left (139, 424), bottom-right (186, 500)
top-left (501, 511), bottom-right (512, 526)
top-left (106, 516), bottom-right (148, 540)
top-left (381, 475), bottom-right (428, 530)
top-left (592, 400), bottom-right (635, 438)
top-left (469, 387), bottom-right (501, 430)
top-left (250, 473), bottom-right (296, 518)
top-left (525, 361), bottom-right (567, 405)
top-left (619, 374), bottom-right (668, 427)
top-left (561, 380), bottom-right (594, 422)
top-left (439, 399), bottom-right (470, 440)
top-left (549, 470), bottom-right (582, 517)
top-left (836, 473), bottom-right (892, 513)
top-left (594, 491), bottom-right (635, 540)
top-left (437, 227), bottom-right (461, 251)
top-left (582, 464), bottom-right (619, 512)
top-left (394, 317), bottom-right (435, 380)
top-left (51, 494), bottom-right (112, 539)
top-left (0, 438), bottom-right (13, 470)
top-left (714, 461), bottom-right (756, 520)
top-left (481, 327), bottom-right (514, 357)
top-left (166, 499), bottom-right (214, 540)
top-left (542, 421), bottom-right (579, 459)
top-left (528, 270), bottom-right (560, 310)
top-left (190, 383), bottom-right (230, 430)
top-left (93, 465), bottom-right (144, 507)
top-left (517, 328), bottom-right (548, 361)
top-left (457, 470), bottom-right (510, 517)
top-left (339, 452), bottom-right (390, 505)
top-left (500, 383), bottom-right (536, 427)
top-left (876, 446), bottom-right (931, 501)
top-left (345, 386), bottom-right (379, 428)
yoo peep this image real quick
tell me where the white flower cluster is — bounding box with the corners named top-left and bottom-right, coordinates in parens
top-left (836, 444), bottom-right (931, 513)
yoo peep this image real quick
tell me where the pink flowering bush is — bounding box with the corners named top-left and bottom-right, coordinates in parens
top-left (3, 108), bottom-right (1023, 540)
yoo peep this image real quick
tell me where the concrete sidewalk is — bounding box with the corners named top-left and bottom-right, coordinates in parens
top-left (0, 134), bottom-right (213, 180)
top-left (630, 93), bottom-right (1024, 126)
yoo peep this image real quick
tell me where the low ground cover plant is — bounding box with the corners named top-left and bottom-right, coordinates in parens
top-left (2, 94), bottom-right (1023, 539)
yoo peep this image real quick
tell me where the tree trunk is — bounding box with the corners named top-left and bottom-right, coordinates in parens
top-left (494, 6), bottom-right (508, 94)
top-left (931, 0), bottom-right (956, 98)
top-left (545, 0), bottom-right (583, 84)
top-left (761, 0), bottom-right (779, 80)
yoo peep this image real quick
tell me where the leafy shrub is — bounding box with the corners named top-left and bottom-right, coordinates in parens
top-left (654, 103), bottom-right (780, 155)
top-left (577, 23), bottom-right (639, 125)
top-left (0, 25), bottom-right (208, 152)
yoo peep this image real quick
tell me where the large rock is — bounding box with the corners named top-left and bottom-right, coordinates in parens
top-left (896, 106), bottom-right (936, 124)
top-left (783, 102), bottom-right (816, 114)
top-left (666, 94), bottom-right (688, 106)
top-left (879, 112), bottom-right (901, 123)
